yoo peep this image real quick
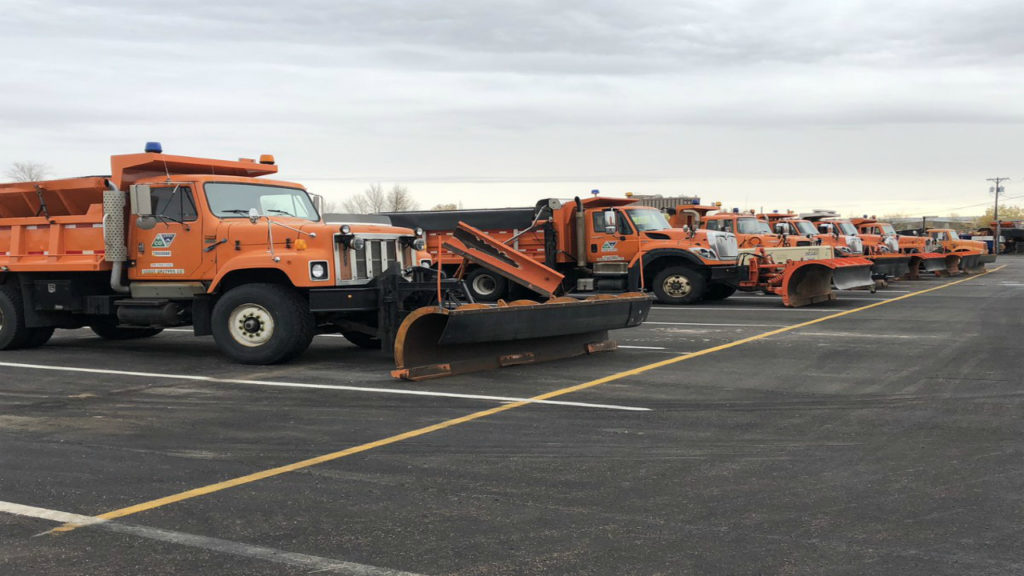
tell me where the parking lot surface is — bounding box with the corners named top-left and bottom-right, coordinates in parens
top-left (2, 258), bottom-right (1023, 575)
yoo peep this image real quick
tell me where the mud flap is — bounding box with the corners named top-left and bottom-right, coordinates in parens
top-left (391, 293), bottom-right (653, 380)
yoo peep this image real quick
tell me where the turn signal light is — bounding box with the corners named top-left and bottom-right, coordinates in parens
top-left (295, 239), bottom-right (308, 251)
top-left (259, 154), bottom-right (275, 165)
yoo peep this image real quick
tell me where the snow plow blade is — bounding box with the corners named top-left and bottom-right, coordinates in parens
top-left (958, 252), bottom-right (986, 274)
top-left (904, 253), bottom-right (948, 279)
top-left (777, 257), bottom-right (874, 307)
top-left (391, 293), bottom-right (653, 380)
top-left (866, 254), bottom-right (910, 279)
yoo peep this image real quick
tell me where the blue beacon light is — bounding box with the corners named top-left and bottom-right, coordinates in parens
top-left (145, 141), bottom-right (163, 153)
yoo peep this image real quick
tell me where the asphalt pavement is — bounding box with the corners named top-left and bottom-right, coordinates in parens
top-left (1, 258), bottom-right (1022, 575)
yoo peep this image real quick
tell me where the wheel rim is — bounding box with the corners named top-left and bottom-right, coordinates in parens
top-left (662, 274), bottom-right (692, 298)
top-left (228, 304), bottom-right (274, 347)
top-left (471, 274), bottom-right (497, 297)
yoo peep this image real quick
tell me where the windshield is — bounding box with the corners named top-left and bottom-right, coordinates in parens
top-left (736, 218), bottom-right (773, 234)
top-left (627, 208), bottom-right (671, 231)
top-left (205, 182), bottom-right (319, 221)
top-left (835, 221), bottom-right (858, 235)
top-left (792, 221), bottom-right (817, 235)
top-left (879, 224), bottom-right (895, 235)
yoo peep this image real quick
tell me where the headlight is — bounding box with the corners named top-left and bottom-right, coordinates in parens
top-left (688, 247), bottom-right (718, 260)
top-left (412, 237), bottom-right (426, 251)
top-left (340, 224), bottom-right (351, 235)
top-left (309, 260), bottom-right (329, 281)
top-left (350, 237), bottom-right (365, 251)
top-left (420, 259), bottom-right (432, 267)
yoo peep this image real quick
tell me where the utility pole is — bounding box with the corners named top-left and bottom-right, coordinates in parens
top-left (987, 177), bottom-right (1009, 255)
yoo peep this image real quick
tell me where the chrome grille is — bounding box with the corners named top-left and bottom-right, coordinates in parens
top-left (336, 234), bottom-right (406, 285)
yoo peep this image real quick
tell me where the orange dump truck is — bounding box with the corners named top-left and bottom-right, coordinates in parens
top-left (0, 145), bottom-right (651, 380)
top-left (925, 228), bottom-right (993, 274)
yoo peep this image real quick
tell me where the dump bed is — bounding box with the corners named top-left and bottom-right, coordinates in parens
top-left (0, 177), bottom-right (111, 272)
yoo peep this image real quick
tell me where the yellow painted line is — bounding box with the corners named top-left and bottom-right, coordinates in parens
top-left (54, 266), bottom-right (1003, 532)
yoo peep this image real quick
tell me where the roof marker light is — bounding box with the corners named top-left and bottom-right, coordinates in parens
top-left (259, 154), bottom-right (275, 165)
top-left (591, 189), bottom-right (600, 196)
top-left (145, 141), bottom-right (163, 153)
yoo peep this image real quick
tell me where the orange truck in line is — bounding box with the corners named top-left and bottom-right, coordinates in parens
top-left (0, 144), bottom-right (652, 380)
top-left (852, 218), bottom-right (955, 278)
top-left (925, 228), bottom-right (993, 274)
top-left (386, 196), bottom-right (743, 304)
top-left (386, 195), bottom-right (874, 308)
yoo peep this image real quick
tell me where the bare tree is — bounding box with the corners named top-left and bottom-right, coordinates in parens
top-left (341, 183), bottom-right (387, 213)
top-left (340, 183), bottom-right (417, 213)
top-left (430, 202), bottom-right (460, 211)
top-left (386, 184), bottom-right (418, 211)
top-left (6, 161), bottom-right (51, 182)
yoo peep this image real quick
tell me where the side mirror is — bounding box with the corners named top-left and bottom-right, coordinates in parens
top-left (136, 215), bottom-right (157, 230)
top-left (248, 207), bottom-right (260, 224)
top-left (310, 193), bottom-right (324, 217)
top-left (603, 210), bottom-right (616, 234)
top-left (774, 223), bottom-right (786, 234)
top-left (129, 184), bottom-right (152, 216)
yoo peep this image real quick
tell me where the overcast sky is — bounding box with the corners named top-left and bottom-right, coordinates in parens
top-left (2, 0), bottom-right (1022, 215)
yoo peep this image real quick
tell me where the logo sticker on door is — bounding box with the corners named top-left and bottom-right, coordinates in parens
top-left (601, 241), bottom-right (617, 252)
top-left (152, 233), bottom-right (176, 248)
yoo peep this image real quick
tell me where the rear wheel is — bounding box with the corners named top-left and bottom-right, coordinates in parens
top-left (90, 318), bottom-right (164, 340)
top-left (703, 283), bottom-right (736, 301)
top-left (212, 283), bottom-right (314, 364)
top-left (465, 267), bottom-right (507, 302)
top-left (652, 266), bottom-right (706, 304)
top-left (0, 283), bottom-right (33, 350)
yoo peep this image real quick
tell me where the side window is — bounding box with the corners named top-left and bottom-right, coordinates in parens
top-left (722, 219), bottom-right (734, 233)
top-left (591, 211), bottom-right (604, 233)
top-left (705, 220), bottom-right (720, 231)
top-left (616, 212), bottom-right (633, 235)
top-left (151, 186), bottom-right (198, 222)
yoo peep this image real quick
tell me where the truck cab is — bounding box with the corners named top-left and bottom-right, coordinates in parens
top-left (801, 212), bottom-right (865, 256)
top-left (852, 218), bottom-right (922, 253)
top-left (701, 211), bottom-right (784, 248)
top-left (927, 228), bottom-right (986, 254)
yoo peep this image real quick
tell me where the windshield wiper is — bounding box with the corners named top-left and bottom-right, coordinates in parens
top-left (221, 209), bottom-right (255, 216)
top-left (266, 209), bottom-right (294, 216)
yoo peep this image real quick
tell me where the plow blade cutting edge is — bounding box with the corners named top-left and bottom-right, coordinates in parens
top-left (957, 252), bottom-right (987, 274)
top-left (392, 294), bottom-right (653, 380)
top-left (777, 257), bottom-right (874, 307)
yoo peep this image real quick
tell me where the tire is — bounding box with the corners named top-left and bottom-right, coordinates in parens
top-left (703, 283), bottom-right (736, 301)
top-left (211, 283), bottom-right (314, 364)
top-left (0, 283), bottom-right (33, 350)
top-left (21, 327), bottom-right (55, 349)
top-left (342, 330), bottom-right (382, 350)
top-left (652, 266), bottom-right (706, 305)
top-left (465, 267), bottom-right (508, 302)
top-left (90, 318), bottom-right (164, 340)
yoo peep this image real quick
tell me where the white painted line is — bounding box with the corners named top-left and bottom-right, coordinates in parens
top-left (0, 362), bottom-right (650, 412)
top-left (0, 500), bottom-right (423, 575)
top-left (653, 306), bottom-right (837, 312)
top-left (645, 322), bottom-right (787, 327)
top-left (617, 345), bottom-right (667, 350)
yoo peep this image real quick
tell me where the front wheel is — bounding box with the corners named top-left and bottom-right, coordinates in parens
top-left (211, 283), bottom-right (315, 364)
top-left (652, 266), bottom-right (706, 304)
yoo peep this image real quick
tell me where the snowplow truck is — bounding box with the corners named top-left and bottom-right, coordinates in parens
top-left (853, 218), bottom-right (952, 279)
top-left (0, 145), bottom-right (651, 380)
top-left (638, 202), bottom-right (874, 302)
top-left (385, 197), bottom-right (742, 305)
top-left (386, 196), bottom-right (870, 308)
top-left (800, 211), bottom-right (909, 280)
top-left (925, 228), bottom-right (993, 274)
